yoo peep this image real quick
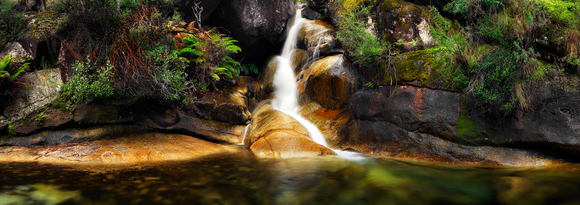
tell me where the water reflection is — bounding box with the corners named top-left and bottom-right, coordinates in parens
top-left (1, 151), bottom-right (580, 205)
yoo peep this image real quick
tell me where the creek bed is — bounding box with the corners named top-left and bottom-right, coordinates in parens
top-left (1, 145), bottom-right (579, 205)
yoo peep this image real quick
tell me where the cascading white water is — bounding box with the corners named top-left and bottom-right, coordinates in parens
top-left (237, 124), bottom-right (250, 146)
top-left (272, 9), bottom-right (363, 161)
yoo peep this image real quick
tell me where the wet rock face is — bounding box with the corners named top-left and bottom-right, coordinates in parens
top-left (298, 55), bottom-right (363, 110)
top-left (299, 103), bottom-right (555, 166)
top-left (351, 86), bottom-right (460, 140)
top-left (210, 0), bottom-right (296, 64)
top-left (244, 102), bottom-right (335, 158)
top-left (298, 20), bottom-right (339, 58)
top-left (140, 106), bottom-right (245, 144)
top-left (210, 103), bottom-right (250, 125)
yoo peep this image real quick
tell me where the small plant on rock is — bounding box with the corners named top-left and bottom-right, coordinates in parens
top-left (60, 58), bottom-right (115, 104)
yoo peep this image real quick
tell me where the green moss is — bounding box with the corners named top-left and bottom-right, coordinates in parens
top-left (28, 12), bottom-right (65, 43)
top-left (538, 0), bottom-right (580, 28)
top-left (456, 108), bottom-right (485, 144)
top-left (393, 48), bottom-right (438, 84)
top-left (457, 112), bottom-right (483, 137)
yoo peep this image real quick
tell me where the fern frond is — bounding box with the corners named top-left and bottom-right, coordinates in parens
top-left (210, 73), bottom-right (220, 81)
top-left (178, 47), bottom-right (202, 58)
top-left (0, 55), bottom-right (12, 71)
top-left (182, 35), bottom-right (200, 47)
top-left (8, 63), bottom-right (29, 81)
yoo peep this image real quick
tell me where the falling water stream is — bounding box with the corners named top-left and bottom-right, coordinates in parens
top-left (272, 9), bottom-right (363, 160)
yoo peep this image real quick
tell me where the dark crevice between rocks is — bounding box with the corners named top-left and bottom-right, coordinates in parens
top-left (501, 142), bottom-right (580, 164)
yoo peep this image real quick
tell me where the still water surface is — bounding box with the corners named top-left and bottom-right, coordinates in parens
top-left (1, 145), bottom-right (580, 205)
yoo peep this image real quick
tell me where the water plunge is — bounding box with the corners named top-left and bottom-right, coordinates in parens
top-left (272, 10), bottom-right (363, 160)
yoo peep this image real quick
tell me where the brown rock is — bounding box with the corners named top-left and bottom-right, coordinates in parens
top-left (210, 103), bottom-right (251, 125)
top-left (0, 42), bottom-right (34, 64)
top-left (298, 20), bottom-right (338, 58)
top-left (139, 107), bottom-right (245, 144)
top-left (298, 55), bottom-right (363, 110)
top-left (299, 103), bottom-right (556, 166)
top-left (1, 125), bottom-right (152, 147)
top-left (291, 49), bottom-right (309, 75)
top-left (4, 69), bottom-right (62, 120)
top-left (0, 133), bottom-right (230, 165)
top-left (244, 102), bottom-right (335, 158)
top-left (256, 57), bottom-right (279, 102)
top-left (351, 86), bottom-right (460, 141)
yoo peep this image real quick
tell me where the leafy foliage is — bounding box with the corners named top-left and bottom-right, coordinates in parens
top-left (428, 5), bottom-right (546, 117)
top-left (60, 58), bottom-right (115, 104)
top-left (0, 0), bottom-right (26, 52)
top-left (336, 5), bottom-right (389, 66)
top-left (175, 30), bottom-right (241, 85)
top-left (0, 56), bottom-right (29, 83)
top-left (239, 64), bottom-right (260, 76)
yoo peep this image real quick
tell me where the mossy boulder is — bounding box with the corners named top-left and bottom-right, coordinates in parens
top-left (19, 11), bottom-right (65, 65)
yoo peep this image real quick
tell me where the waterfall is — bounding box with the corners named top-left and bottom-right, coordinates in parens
top-left (272, 10), bottom-right (363, 161)
top-left (237, 124), bottom-right (250, 146)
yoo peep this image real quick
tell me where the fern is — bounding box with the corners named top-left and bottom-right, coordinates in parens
top-left (8, 63), bottom-right (28, 81)
top-left (175, 30), bottom-right (243, 85)
top-left (0, 55), bottom-right (29, 82)
top-left (0, 55), bottom-right (11, 71)
top-left (240, 64), bottom-right (259, 75)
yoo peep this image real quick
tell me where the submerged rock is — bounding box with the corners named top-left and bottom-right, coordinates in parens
top-left (244, 102), bottom-right (335, 158)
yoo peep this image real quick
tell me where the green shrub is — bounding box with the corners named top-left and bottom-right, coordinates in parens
top-left (147, 45), bottom-right (190, 103)
top-left (0, 0), bottom-right (26, 52)
top-left (429, 6), bottom-right (545, 116)
top-left (61, 58), bottom-right (115, 104)
top-left (335, 5), bottom-right (389, 66)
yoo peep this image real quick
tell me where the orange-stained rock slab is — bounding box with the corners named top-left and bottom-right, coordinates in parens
top-left (297, 55), bottom-right (363, 110)
top-left (0, 133), bottom-right (232, 165)
top-left (244, 101), bottom-right (336, 158)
